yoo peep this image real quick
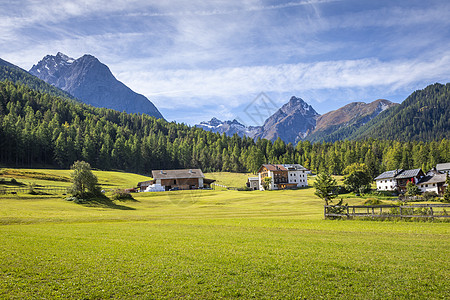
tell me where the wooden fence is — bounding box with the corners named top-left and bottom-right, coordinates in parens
top-left (211, 183), bottom-right (239, 190)
top-left (325, 204), bottom-right (450, 220)
top-left (0, 185), bottom-right (69, 194)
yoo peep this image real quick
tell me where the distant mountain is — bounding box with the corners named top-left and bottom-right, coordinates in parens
top-left (0, 57), bottom-right (75, 99)
top-left (196, 83), bottom-right (449, 143)
top-left (195, 96), bottom-right (319, 143)
top-left (195, 117), bottom-right (259, 137)
top-left (252, 96), bottom-right (319, 143)
top-left (29, 52), bottom-right (163, 119)
top-left (306, 99), bottom-right (398, 142)
top-left (348, 83), bottom-right (450, 141)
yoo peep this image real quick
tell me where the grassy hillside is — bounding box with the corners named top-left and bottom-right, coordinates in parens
top-left (0, 169), bottom-right (449, 298)
top-left (0, 168), bottom-right (150, 189)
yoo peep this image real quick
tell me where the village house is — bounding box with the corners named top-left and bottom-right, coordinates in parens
top-left (247, 177), bottom-right (259, 190)
top-left (137, 169), bottom-right (215, 192)
top-left (416, 173), bottom-right (447, 195)
top-left (254, 164), bottom-right (308, 190)
top-left (374, 169), bottom-right (401, 191)
top-left (374, 168), bottom-right (425, 193)
top-left (436, 162), bottom-right (450, 174)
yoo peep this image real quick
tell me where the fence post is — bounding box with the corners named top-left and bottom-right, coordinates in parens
top-left (430, 207), bottom-right (434, 221)
top-left (346, 206), bottom-right (350, 219)
top-left (324, 205), bottom-right (327, 219)
top-left (400, 206), bottom-right (403, 219)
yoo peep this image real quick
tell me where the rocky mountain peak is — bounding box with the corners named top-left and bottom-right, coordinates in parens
top-left (29, 52), bottom-right (163, 119)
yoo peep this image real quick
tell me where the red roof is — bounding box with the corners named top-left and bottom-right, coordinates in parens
top-left (258, 164), bottom-right (287, 172)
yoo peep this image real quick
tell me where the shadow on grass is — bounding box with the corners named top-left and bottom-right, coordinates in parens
top-left (66, 195), bottom-right (136, 210)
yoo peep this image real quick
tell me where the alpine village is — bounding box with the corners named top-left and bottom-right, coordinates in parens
top-left (1, 1), bottom-right (450, 299)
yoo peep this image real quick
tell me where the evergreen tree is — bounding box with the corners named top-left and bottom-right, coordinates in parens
top-left (314, 173), bottom-right (338, 206)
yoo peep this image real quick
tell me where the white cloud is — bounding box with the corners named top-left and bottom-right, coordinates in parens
top-left (116, 54), bottom-right (450, 109)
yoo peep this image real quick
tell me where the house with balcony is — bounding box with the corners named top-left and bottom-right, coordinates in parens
top-left (256, 164), bottom-right (308, 190)
top-left (374, 168), bottom-right (425, 193)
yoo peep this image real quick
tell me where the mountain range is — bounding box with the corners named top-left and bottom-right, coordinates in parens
top-left (197, 97), bottom-right (399, 143)
top-left (1, 54), bottom-right (448, 143)
top-left (29, 52), bottom-right (163, 119)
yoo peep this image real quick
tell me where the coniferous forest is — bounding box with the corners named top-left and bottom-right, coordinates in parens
top-left (0, 80), bottom-right (449, 177)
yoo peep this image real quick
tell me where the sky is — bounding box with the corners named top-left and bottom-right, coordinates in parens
top-left (1, 0), bottom-right (450, 126)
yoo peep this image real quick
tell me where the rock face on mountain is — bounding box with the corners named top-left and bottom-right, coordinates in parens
top-left (197, 97), bottom-right (400, 143)
top-left (0, 57), bottom-right (75, 99)
top-left (196, 117), bottom-right (259, 137)
top-left (29, 52), bottom-right (163, 119)
top-left (253, 96), bottom-right (319, 143)
top-left (306, 99), bottom-right (398, 142)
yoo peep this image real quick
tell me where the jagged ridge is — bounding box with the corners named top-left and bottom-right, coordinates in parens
top-left (30, 52), bottom-right (163, 119)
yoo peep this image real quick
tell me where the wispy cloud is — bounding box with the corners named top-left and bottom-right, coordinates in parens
top-left (1, 0), bottom-right (449, 124)
top-left (118, 53), bottom-right (450, 109)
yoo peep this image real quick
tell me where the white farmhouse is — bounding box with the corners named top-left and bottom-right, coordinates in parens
top-left (374, 169), bottom-right (401, 191)
top-left (416, 173), bottom-right (447, 195)
top-left (257, 164), bottom-right (308, 190)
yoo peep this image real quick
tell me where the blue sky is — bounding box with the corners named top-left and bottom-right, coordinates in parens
top-left (1, 0), bottom-right (449, 126)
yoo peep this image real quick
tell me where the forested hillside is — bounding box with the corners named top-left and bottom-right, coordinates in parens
top-left (1, 81), bottom-right (449, 177)
top-left (0, 61), bottom-right (75, 100)
top-left (350, 83), bottom-right (450, 141)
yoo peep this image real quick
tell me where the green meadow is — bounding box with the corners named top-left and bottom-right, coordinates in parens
top-left (0, 169), bottom-right (449, 299)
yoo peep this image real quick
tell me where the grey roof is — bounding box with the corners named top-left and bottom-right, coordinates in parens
top-left (152, 169), bottom-right (204, 180)
top-left (436, 162), bottom-right (450, 171)
top-left (282, 164), bottom-right (308, 171)
top-left (248, 177), bottom-right (259, 181)
top-left (394, 168), bottom-right (423, 179)
top-left (374, 169), bottom-right (403, 180)
top-left (417, 173), bottom-right (447, 185)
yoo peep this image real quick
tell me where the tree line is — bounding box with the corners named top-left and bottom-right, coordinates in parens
top-left (1, 80), bottom-right (449, 177)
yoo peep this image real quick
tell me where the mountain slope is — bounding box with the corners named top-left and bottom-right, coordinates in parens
top-left (349, 83), bottom-right (450, 141)
top-left (306, 99), bottom-right (398, 142)
top-left (253, 96), bottom-right (319, 143)
top-left (0, 58), bottom-right (75, 99)
top-left (30, 52), bottom-right (163, 119)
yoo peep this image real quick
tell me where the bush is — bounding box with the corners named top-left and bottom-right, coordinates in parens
top-left (364, 198), bottom-right (383, 205)
top-left (336, 186), bottom-right (348, 194)
top-left (64, 196), bottom-right (87, 204)
top-left (423, 191), bottom-right (438, 201)
top-left (111, 190), bottom-right (134, 201)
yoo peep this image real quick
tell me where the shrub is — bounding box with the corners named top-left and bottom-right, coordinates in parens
top-left (364, 198), bottom-right (383, 205)
top-left (423, 191), bottom-right (438, 201)
top-left (64, 196), bottom-right (87, 204)
top-left (111, 190), bottom-right (134, 201)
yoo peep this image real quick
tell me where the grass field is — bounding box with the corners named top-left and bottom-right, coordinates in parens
top-left (0, 168), bottom-right (449, 299)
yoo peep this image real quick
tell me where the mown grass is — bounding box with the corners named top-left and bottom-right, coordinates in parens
top-left (0, 169), bottom-right (449, 299)
top-left (206, 171), bottom-right (254, 189)
top-left (0, 168), bottom-right (150, 189)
